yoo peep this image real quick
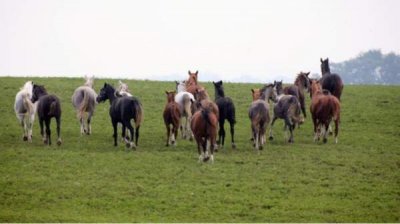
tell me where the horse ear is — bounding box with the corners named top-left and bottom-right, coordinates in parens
top-left (188, 70), bottom-right (191, 75)
top-left (103, 83), bottom-right (107, 87)
top-left (195, 70), bottom-right (198, 75)
top-left (165, 90), bottom-right (169, 95)
top-left (251, 89), bottom-right (255, 93)
top-left (320, 58), bottom-right (323, 63)
top-left (305, 72), bottom-right (310, 76)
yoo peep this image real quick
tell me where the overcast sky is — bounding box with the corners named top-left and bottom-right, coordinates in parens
top-left (0, 0), bottom-right (399, 83)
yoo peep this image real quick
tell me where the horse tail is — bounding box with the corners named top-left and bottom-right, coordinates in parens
top-left (78, 90), bottom-right (90, 118)
top-left (331, 97), bottom-right (341, 122)
top-left (22, 92), bottom-right (34, 114)
top-left (201, 108), bottom-right (212, 138)
top-left (133, 100), bottom-right (144, 128)
top-left (182, 94), bottom-right (192, 118)
top-left (48, 100), bottom-right (57, 116)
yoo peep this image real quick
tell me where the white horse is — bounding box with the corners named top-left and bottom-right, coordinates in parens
top-left (116, 80), bottom-right (133, 97)
top-left (72, 75), bottom-right (98, 135)
top-left (14, 81), bottom-right (36, 142)
top-left (175, 80), bottom-right (195, 140)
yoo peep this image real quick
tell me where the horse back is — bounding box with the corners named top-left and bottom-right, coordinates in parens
top-left (215, 97), bottom-right (235, 123)
top-left (37, 95), bottom-right (61, 118)
top-left (320, 73), bottom-right (343, 100)
top-left (249, 100), bottom-right (269, 123)
top-left (311, 94), bottom-right (340, 121)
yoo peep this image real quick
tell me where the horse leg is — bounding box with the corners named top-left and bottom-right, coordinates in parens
top-left (135, 126), bottom-right (140, 147)
top-left (165, 124), bottom-right (171, 146)
top-left (187, 117), bottom-right (194, 141)
top-left (172, 123), bottom-right (178, 146)
top-left (217, 119), bottom-right (225, 149)
top-left (323, 122), bottom-right (329, 143)
top-left (28, 112), bottom-right (35, 142)
top-left (229, 119), bottom-right (236, 149)
top-left (56, 116), bottom-right (62, 146)
top-left (269, 116), bottom-right (278, 140)
top-left (334, 118), bottom-right (339, 144)
top-left (17, 114), bottom-right (28, 141)
top-left (39, 118), bottom-right (45, 143)
top-left (284, 116), bottom-right (294, 143)
top-left (79, 115), bottom-right (85, 135)
top-left (123, 121), bottom-right (135, 149)
top-left (112, 120), bottom-right (118, 146)
top-left (180, 117), bottom-right (185, 139)
top-left (45, 118), bottom-right (51, 145)
top-left (121, 124), bottom-right (126, 143)
top-left (87, 111), bottom-right (93, 135)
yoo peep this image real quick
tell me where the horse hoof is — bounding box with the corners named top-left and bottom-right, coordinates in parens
top-left (43, 139), bottom-right (48, 144)
top-left (165, 143), bottom-right (169, 147)
top-left (57, 140), bottom-right (62, 146)
top-left (23, 136), bottom-right (28, 141)
top-left (323, 138), bottom-right (327, 144)
top-left (232, 143), bottom-right (236, 149)
top-left (203, 156), bottom-right (210, 162)
top-left (126, 143), bottom-right (131, 148)
top-left (269, 136), bottom-right (274, 141)
top-left (259, 146), bottom-right (263, 150)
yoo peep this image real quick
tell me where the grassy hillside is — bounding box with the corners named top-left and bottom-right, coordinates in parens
top-left (0, 77), bottom-right (399, 222)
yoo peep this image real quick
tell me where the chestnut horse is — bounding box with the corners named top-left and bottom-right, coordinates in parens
top-left (248, 84), bottom-right (276, 150)
top-left (281, 72), bottom-right (310, 118)
top-left (310, 80), bottom-right (340, 143)
top-left (186, 70), bottom-right (203, 99)
top-left (163, 91), bottom-right (181, 146)
top-left (191, 107), bottom-right (218, 163)
top-left (320, 58), bottom-right (344, 101)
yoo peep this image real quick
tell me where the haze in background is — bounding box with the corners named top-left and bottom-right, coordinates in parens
top-left (1, 0), bottom-right (399, 83)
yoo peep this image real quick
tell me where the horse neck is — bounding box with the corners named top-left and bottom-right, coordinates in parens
top-left (215, 88), bottom-right (225, 100)
top-left (107, 90), bottom-right (117, 104)
top-left (321, 64), bottom-right (331, 75)
top-left (177, 84), bottom-right (186, 92)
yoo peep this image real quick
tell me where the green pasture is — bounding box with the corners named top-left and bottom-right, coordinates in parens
top-left (0, 77), bottom-right (399, 222)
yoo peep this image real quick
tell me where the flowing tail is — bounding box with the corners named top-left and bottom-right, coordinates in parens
top-left (48, 100), bottom-right (58, 116)
top-left (22, 92), bottom-right (34, 114)
top-left (78, 90), bottom-right (89, 118)
top-left (182, 94), bottom-right (192, 118)
top-left (133, 100), bottom-right (144, 128)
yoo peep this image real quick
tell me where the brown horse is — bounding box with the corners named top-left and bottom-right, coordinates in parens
top-left (186, 70), bottom-right (203, 99)
top-left (163, 91), bottom-right (181, 146)
top-left (195, 87), bottom-right (219, 118)
top-left (248, 84), bottom-right (276, 150)
top-left (310, 80), bottom-right (341, 143)
top-left (191, 107), bottom-right (218, 163)
top-left (282, 72), bottom-right (310, 118)
top-left (320, 58), bottom-right (344, 101)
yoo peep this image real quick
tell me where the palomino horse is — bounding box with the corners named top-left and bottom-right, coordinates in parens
top-left (175, 80), bottom-right (195, 140)
top-left (163, 91), bottom-right (181, 146)
top-left (116, 80), bottom-right (133, 97)
top-left (14, 81), bottom-right (36, 142)
top-left (213, 80), bottom-right (236, 149)
top-left (191, 107), bottom-right (218, 163)
top-left (320, 58), bottom-right (344, 100)
top-left (248, 84), bottom-right (277, 150)
top-left (72, 75), bottom-right (97, 135)
top-left (32, 84), bottom-right (62, 145)
top-left (310, 79), bottom-right (341, 143)
top-left (280, 72), bottom-right (310, 118)
top-left (96, 83), bottom-right (143, 148)
top-left (269, 93), bottom-right (303, 143)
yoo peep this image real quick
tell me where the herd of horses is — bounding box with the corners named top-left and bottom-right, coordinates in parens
top-left (13, 58), bottom-right (343, 163)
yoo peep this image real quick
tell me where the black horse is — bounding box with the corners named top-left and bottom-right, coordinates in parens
top-left (320, 58), bottom-right (344, 100)
top-left (96, 83), bottom-right (143, 149)
top-left (213, 81), bottom-right (236, 149)
top-left (31, 84), bottom-right (62, 146)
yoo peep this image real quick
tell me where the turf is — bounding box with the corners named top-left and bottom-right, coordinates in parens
top-left (0, 77), bottom-right (399, 222)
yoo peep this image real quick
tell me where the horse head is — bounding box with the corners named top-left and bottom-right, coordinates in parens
top-left (96, 83), bottom-right (115, 103)
top-left (261, 83), bottom-right (277, 103)
top-left (31, 84), bottom-right (47, 103)
top-left (310, 79), bottom-right (322, 98)
top-left (165, 90), bottom-right (176, 103)
top-left (274, 80), bottom-right (283, 95)
top-left (176, 80), bottom-right (187, 92)
top-left (213, 80), bottom-right (225, 98)
top-left (296, 71), bottom-right (311, 92)
top-left (320, 58), bottom-right (331, 75)
top-left (84, 75), bottom-right (95, 88)
top-left (187, 70), bottom-right (199, 85)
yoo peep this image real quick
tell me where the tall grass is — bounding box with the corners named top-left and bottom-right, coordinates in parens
top-left (0, 77), bottom-right (399, 222)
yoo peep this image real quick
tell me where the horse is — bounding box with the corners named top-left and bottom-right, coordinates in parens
top-left (195, 87), bottom-right (219, 118)
top-left (320, 58), bottom-right (344, 100)
top-left (191, 107), bottom-right (218, 163)
top-left (163, 91), bottom-right (181, 146)
top-left (14, 81), bottom-right (36, 142)
top-left (248, 84), bottom-right (277, 150)
top-left (269, 93), bottom-right (303, 143)
top-left (96, 83), bottom-right (143, 148)
top-left (31, 84), bottom-right (62, 146)
top-left (116, 80), bottom-right (133, 97)
top-left (310, 79), bottom-right (341, 143)
top-left (175, 80), bottom-right (195, 140)
top-left (186, 70), bottom-right (203, 99)
top-left (281, 72), bottom-right (310, 118)
top-left (213, 80), bottom-right (236, 149)
top-left (71, 75), bottom-right (97, 135)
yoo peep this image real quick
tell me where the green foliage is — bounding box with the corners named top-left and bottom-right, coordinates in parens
top-left (0, 77), bottom-right (399, 222)
top-left (331, 49), bottom-right (400, 84)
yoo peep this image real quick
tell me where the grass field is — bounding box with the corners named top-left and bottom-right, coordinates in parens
top-left (0, 77), bottom-right (399, 222)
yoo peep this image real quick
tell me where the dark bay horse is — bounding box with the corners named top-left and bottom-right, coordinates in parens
top-left (320, 58), bottom-right (344, 100)
top-left (31, 84), bottom-right (62, 146)
top-left (191, 107), bottom-right (218, 163)
top-left (310, 80), bottom-right (341, 143)
top-left (96, 83), bottom-right (143, 149)
top-left (281, 72), bottom-right (310, 118)
top-left (213, 80), bottom-right (236, 149)
top-left (248, 84), bottom-right (276, 150)
top-left (163, 91), bottom-right (181, 146)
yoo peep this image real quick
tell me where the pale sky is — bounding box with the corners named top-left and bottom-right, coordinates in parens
top-left (0, 0), bottom-right (399, 83)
